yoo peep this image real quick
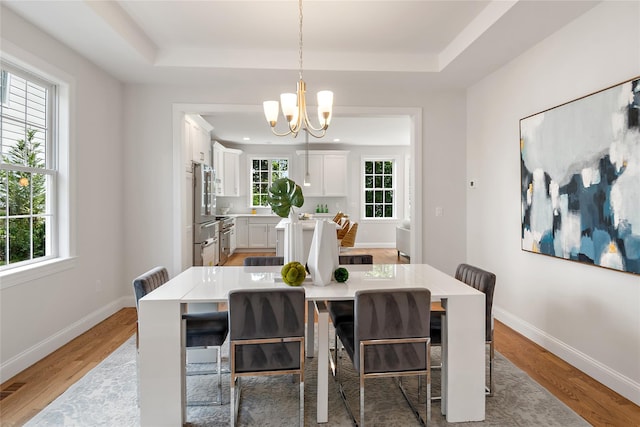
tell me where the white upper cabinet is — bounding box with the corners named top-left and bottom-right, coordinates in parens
top-left (213, 141), bottom-right (242, 197)
top-left (296, 150), bottom-right (349, 197)
top-left (223, 150), bottom-right (240, 196)
top-left (183, 120), bottom-right (192, 171)
top-left (322, 154), bottom-right (348, 196)
top-left (213, 143), bottom-right (224, 195)
top-left (185, 114), bottom-right (213, 167)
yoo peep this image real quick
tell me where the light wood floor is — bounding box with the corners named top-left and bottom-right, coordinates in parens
top-left (1, 250), bottom-right (638, 426)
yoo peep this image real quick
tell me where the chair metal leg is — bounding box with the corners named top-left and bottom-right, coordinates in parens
top-left (186, 345), bottom-right (226, 406)
top-left (330, 326), bottom-right (342, 377)
top-left (335, 334), bottom-right (358, 426)
top-left (428, 343), bottom-right (442, 402)
top-left (486, 340), bottom-right (494, 396)
top-left (216, 345), bottom-right (222, 404)
top-left (396, 376), bottom-right (429, 427)
top-left (359, 372), bottom-right (365, 427)
top-left (299, 377), bottom-right (305, 427)
top-left (230, 376), bottom-right (241, 426)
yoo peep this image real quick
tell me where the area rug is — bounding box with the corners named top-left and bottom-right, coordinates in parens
top-left (25, 333), bottom-right (589, 427)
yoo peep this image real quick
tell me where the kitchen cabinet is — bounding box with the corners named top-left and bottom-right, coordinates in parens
top-left (275, 219), bottom-right (316, 263)
top-left (248, 224), bottom-right (269, 248)
top-left (183, 120), bottom-right (192, 171)
top-left (268, 224), bottom-right (278, 247)
top-left (296, 150), bottom-right (349, 196)
top-left (213, 143), bottom-right (224, 195)
top-left (230, 224), bottom-right (237, 255)
top-left (235, 217), bottom-right (249, 248)
top-left (213, 141), bottom-right (242, 196)
top-left (247, 216), bottom-right (280, 248)
top-left (223, 150), bottom-right (240, 196)
top-left (186, 115), bottom-right (212, 166)
top-left (184, 170), bottom-right (194, 268)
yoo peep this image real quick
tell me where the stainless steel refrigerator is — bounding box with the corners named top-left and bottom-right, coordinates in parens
top-left (193, 163), bottom-right (219, 266)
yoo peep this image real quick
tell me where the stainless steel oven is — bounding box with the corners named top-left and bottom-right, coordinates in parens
top-left (193, 220), bottom-right (219, 266)
top-left (216, 216), bottom-right (235, 265)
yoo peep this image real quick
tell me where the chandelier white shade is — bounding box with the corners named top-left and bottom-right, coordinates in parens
top-left (263, 0), bottom-right (333, 138)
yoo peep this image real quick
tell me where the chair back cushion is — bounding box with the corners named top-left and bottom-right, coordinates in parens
top-left (455, 263), bottom-right (496, 341)
top-left (132, 266), bottom-right (169, 311)
top-left (338, 254), bottom-right (373, 265)
top-left (354, 288), bottom-right (431, 374)
top-left (243, 256), bottom-right (285, 266)
top-left (229, 288), bottom-right (305, 373)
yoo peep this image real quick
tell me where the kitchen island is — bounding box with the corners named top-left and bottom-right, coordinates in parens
top-left (274, 218), bottom-right (319, 262)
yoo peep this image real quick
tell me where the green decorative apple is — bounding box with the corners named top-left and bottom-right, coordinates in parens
top-left (334, 267), bottom-right (349, 283)
top-left (267, 177), bottom-right (305, 218)
top-left (281, 261), bottom-right (307, 286)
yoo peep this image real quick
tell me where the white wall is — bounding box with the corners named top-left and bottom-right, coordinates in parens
top-left (467, 1), bottom-right (640, 404)
top-left (422, 93), bottom-right (468, 274)
top-left (0, 7), bottom-right (125, 380)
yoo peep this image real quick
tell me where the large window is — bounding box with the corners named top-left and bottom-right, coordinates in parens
top-left (250, 157), bottom-right (288, 207)
top-left (363, 159), bottom-right (395, 219)
top-left (1, 63), bottom-right (57, 270)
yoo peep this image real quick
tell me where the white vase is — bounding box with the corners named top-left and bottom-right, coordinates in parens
top-left (284, 211), bottom-right (304, 264)
top-left (308, 219), bottom-right (339, 286)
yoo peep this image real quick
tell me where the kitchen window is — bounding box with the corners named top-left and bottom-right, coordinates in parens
top-left (250, 157), bottom-right (289, 207)
top-left (1, 62), bottom-right (58, 272)
top-left (363, 159), bottom-right (395, 219)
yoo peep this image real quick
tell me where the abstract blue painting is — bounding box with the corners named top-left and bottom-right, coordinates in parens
top-left (520, 77), bottom-right (640, 275)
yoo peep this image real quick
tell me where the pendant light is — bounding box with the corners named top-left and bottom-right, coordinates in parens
top-left (263, 0), bottom-right (333, 138)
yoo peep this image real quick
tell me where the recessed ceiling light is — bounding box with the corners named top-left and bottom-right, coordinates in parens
top-left (333, 138), bottom-right (340, 142)
top-left (243, 137), bottom-right (251, 141)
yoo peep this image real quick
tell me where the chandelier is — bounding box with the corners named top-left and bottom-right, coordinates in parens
top-left (263, 0), bottom-right (333, 138)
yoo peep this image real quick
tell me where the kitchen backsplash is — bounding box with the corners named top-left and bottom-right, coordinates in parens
top-left (216, 196), bottom-right (347, 216)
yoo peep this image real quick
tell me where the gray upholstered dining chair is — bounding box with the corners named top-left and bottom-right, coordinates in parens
top-left (228, 287), bottom-right (305, 427)
top-left (338, 254), bottom-right (373, 265)
top-left (132, 266), bottom-right (229, 405)
top-left (242, 256), bottom-right (285, 266)
top-left (326, 254), bottom-right (373, 375)
top-left (430, 263), bottom-right (497, 398)
top-left (334, 288), bottom-right (432, 426)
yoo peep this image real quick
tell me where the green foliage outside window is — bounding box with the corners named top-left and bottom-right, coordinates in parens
top-left (364, 160), bottom-right (394, 218)
top-left (1, 129), bottom-right (47, 266)
top-left (251, 158), bottom-right (288, 207)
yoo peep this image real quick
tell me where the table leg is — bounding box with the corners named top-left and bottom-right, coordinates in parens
top-left (138, 300), bottom-right (185, 426)
top-left (441, 298), bottom-right (448, 415)
top-left (306, 300), bottom-right (315, 357)
top-left (443, 294), bottom-right (485, 422)
top-left (315, 301), bottom-right (329, 423)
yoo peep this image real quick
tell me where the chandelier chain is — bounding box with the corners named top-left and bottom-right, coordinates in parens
top-left (298, 0), bottom-right (304, 81)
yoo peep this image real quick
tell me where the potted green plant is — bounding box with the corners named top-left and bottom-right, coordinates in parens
top-left (268, 178), bottom-right (305, 264)
top-left (267, 177), bottom-right (305, 219)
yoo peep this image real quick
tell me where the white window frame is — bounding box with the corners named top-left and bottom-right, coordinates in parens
top-left (0, 53), bottom-right (74, 288)
top-left (248, 155), bottom-right (290, 208)
top-left (361, 157), bottom-right (397, 221)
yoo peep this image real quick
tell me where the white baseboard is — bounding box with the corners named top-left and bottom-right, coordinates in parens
top-left (494, 305), bottom-right (640, 406)
top-left (0, 296), bottom-right (131, 382)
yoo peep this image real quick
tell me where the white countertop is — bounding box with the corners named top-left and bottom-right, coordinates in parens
top-left (275, 218), bottom-right (341, 230)
top-left (229, 213), bottom-right (280, 218)
top-left (227, 212), bottom-right (337, 218)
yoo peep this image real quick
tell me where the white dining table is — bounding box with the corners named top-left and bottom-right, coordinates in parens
top-left (138, 263), bottom-right (485, 426)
